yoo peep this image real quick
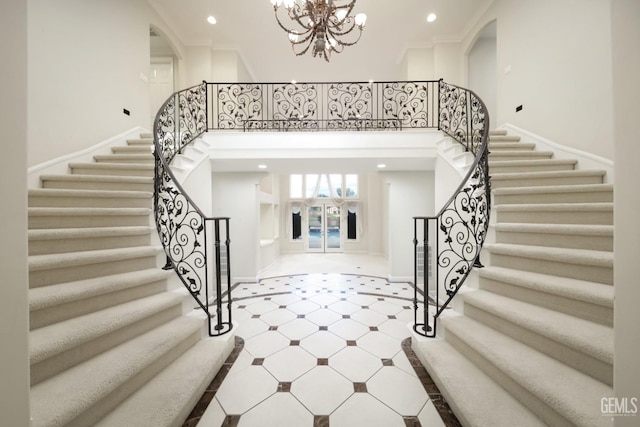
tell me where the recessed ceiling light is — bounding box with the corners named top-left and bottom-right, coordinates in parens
top-left (207, 16), bottom-right (217, 25)
top-left (377, 164), bottom-right (387, 169)
top-left (291, 80), bottom-right (297, 84)
top-left (427, 13), bottom-right (437, 23)
top-left (258, 164), bottom-right (268, 169)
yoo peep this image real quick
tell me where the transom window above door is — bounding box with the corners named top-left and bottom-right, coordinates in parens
top-left (289, 174), bottom-right (358, 199)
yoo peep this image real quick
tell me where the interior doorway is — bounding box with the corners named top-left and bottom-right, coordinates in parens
top-left (306, 204), bottom-right (342, 253)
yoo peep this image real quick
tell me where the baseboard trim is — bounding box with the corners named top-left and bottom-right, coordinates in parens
top-left (500, 124), bottom-right (614, 183)
top-left (27, 126), bottom-right (149, 188)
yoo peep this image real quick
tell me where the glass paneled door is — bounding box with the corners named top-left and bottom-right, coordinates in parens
top-left (307, 204), bottom-right (342, 253)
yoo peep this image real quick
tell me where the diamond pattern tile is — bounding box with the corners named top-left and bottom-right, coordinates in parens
top-left (195, 269), bottom-right (454, 427)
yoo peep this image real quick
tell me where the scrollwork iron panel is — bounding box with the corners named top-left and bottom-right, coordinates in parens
top-left (217, 84), bottom-right (263, 129)
top-left (439, 81), bottom-right (469, 150)
top-left (327, 83), bottom-right (372, 120)
top-left (178, 83), bottom-right (207, 148)
top-left (383, 82), bottom-right (429, 128)
top-left (272, 83), bottom-right (318, 120)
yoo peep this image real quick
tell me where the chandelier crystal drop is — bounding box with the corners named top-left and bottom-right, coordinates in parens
top-left (269, 0), bottom-right (367, 62)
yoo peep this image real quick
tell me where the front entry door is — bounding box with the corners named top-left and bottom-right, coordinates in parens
top-left (307, 204), bottom-right (342, 253)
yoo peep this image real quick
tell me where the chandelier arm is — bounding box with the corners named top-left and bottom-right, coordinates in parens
top-left (273, 7), bottom-right (312, 36)
top-left (326, 19), bottom-right (357, 37)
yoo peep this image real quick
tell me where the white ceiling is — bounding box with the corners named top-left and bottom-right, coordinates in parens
top-left (148, 0), bottom-right (493, 82)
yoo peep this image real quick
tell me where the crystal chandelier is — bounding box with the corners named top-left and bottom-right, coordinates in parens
top-left (269, 0), bottom-right (367, 62)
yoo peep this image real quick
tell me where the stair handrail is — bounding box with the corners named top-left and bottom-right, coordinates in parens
top-left (153, 81), bottom-right (233, 336)
top-left (151, 79), bottom-right (489, 339)
top-left (412, 81), bottom-right (491, 337)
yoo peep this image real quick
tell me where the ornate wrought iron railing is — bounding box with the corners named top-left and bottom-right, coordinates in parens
top-left (412, 81), bottom-right (490, 337)
top-left (153, 82), bottom-right (233, 336)
top-left (204, 81), bottom-right (439, 130)
top-left (152, 79), bottom-right (489, 339)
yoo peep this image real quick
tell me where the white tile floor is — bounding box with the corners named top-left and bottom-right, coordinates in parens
top-left (195, 254), bottom-right (447, 427)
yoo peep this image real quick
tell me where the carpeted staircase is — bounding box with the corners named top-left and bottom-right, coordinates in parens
top-left (413, 130), bottom-right (614, 426)
top-left (28, 133), bottom-right (234, 427)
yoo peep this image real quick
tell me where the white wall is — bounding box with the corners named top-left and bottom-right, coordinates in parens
top-left (28, 0), bottom-right (155, 166)
top-left (382, 171), bottom-right (435, 281)
top-left (1, 0), bottom-right (30, 424)
top-left (434, 43), bottom-right (463, 85)
top-left (492, 0), bottom-right (614, 160)
top-left (467, 34), bottom-right (497, 125)
top-left (402, 48), bottom-right (435, 80)
top-left (211, 173), bottom-right (263, 281)
top-left (612, 0), bottom-right (640, 423)
top-left (184, 46), bottom-right (212, 87)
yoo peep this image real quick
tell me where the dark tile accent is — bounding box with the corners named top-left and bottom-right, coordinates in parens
top-left (290, 340), bottom-right (300, 346)
top-left (342, 315), bottom-right (350, 319)
top-left (277, 382), bottom-right (292, 392)
top-left (369, 326), bottom-right (379, 332)
top-left (269, 326), bottom-right (278, 331)
top-left (403, 306), bottom-right (411, 309)
top-left (297, 314), bottom-right (305, 319)
top-left (403, 416), bottom-right (422, 427)
top-left (378, 298), bottom-right (385, 301)
top-left (252, 358), bottom-right (264, 366)
top-left (353, 382), bottom-right (368, 393)
top-left (221, 415), bottom-right (241, 427)
top-left (362, 306), bottom-right (369, 309)
top-left (251, 314), bottom-right (260, 319)
top-left (264, 297), bottom-right (271, 300)
top-left (401, 338), bottom-right (462, 427)
top-left (382, 358), bottom-right (394, 367)
top-left (279, 305), bottom-right (287, 309)
top-left (182, 337), bottom-right (244, 426)
top-left (317, 358), bottom-right (329, 366)
top-left (388, 315), bottom-right (397, 320)
top-left (319, 326), bottom-right (328, 331)
top-left (346, 340), bottom-right (357, 347)
top-left (237, 305), bottom-right (246, 309)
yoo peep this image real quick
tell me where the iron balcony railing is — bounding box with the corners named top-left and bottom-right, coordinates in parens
top-left (152, 79), bottom-right (489, 338)
top-left (413, 82), bottom-right (490, 337)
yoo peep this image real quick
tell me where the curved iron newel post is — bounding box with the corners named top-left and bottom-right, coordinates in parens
top-left (412, 80), bottom-right (491, 338)
top-left (153, 82), bottom-right (233, 336)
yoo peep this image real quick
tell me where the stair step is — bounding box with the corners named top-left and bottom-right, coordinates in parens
top-left (28, 188), bottom-right (151, 208)
top-left (479, 266), bottom-right (613, 326)
top-left (30, 316), bottom-right (202, 427)
top-left (69, 162), bottom-right (153, 177)
top-left (486, 243), bottom-right (613, 285)
top-left (493, 183), bottom-right (614, 205)
top-left (489, 159), bottom-right (577, 174)
top-left (463, 290), bottom-right (613, 385)
top-left (111, 145), bottom-right (154, 154)
top-left (29, 246), bottom-right (161, 288)
top-left (139, 132), bottom-right (153, 139)
top-left (28, 226), bottom-right (152, 255)
top-left (491, 170), bottom-right (605, 189)
top-left (412, 338), bottom-right (546, 427)
top-left (94, 154), bottom-right (155, 164)
top-left (30, 291), bottom-right (184, 385)
top-left (494, 203), bottom-right (613, 225)
top-left (489, 142), bottom-right (535, 151)
top-left (29, 268), bottom-right (171, 329)
top-left (95, 336), bottom-right (233, 427)
top-left (489, 129), bottom-right (508, 136)
top-left (28, 207), bottom-right (151, 229)
top-left (442, 316), bottom-right (612, 427)
top-left (126, 138), bottom-right (154, 146)
top-left (489, 134), bottom-right (520, 142)
top-left (494, 222), bottom-right (613, 251)
top-left (40, 174), bottom-right (152, 191)
top-left (489, 150), bottom-right (553, 161)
